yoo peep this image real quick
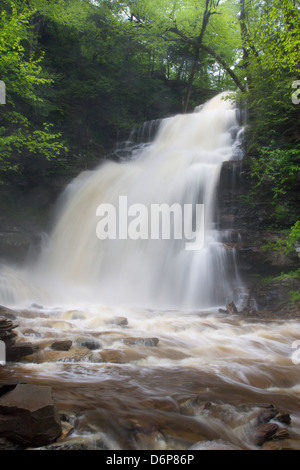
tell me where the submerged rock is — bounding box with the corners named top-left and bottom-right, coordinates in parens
top-left (31, 435), bottom-right (111, 451)
top-left (33, 347), bottom-right (92, 363)
top-left (122, 337), bottom-right (159, 347)
top-left (75, 338), bottom-right (101, 350)
top-left (92, 348), bottom-right (146, 364)
top-left (114, 316), bottom-right (128, 327)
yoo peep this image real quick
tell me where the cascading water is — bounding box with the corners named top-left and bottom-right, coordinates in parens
top-left (1, 93), bottom-right (300, 451)
top-left (1, 91), bottom-right (244, 309)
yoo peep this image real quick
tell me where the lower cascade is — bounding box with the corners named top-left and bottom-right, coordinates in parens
top-left (0, 92), bottom-right (245, 309)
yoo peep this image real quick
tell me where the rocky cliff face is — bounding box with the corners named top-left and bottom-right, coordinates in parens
top-left (217, 160), bottom-right (300, 314)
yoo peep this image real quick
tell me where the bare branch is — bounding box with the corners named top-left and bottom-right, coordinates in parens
top-left (199, 44), bottom-right (246, 92)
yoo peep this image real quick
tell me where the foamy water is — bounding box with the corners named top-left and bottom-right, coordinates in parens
top-left (0, 93), bottom-right (299, 450)
top-left (1, 303), bottom-right (300, 450)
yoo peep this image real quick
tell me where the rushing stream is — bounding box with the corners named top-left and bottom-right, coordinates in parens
top-left (0, 93), bottom-right (300, 450)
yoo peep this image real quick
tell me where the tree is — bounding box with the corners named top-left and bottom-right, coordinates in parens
top-left (117, 0), bottom-right (246, 112)
top-left (239, 0), bottom-right (300, 146)
top-left (0, 3), bottom-right (64, 184)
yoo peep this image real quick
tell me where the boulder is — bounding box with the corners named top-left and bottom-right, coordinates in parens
top-left (251, 422), bottom-right (279, 446)
top-left (50, 340), bottom-right (72, 351)
top-left (0, 384), bottom-right (62, 446)
top-left (226, 302), bottom-right (238, 315)
top-left (0, 306), bottom-right (18, 320)
top-left (76, 338), bottom-right (101, 350)
top-left (275, 413), bottom-right (292, 425)
top-left (6, 343), bottom-right (39, 362)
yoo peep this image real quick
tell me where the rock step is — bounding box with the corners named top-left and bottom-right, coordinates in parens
top-left (0, 383), bottom-right (62, 447)
top-left (6, 343), bottom-right (39, 362)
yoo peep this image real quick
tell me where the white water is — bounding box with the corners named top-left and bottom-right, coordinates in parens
top-left (1, 93), bottom-right (300, 450)
top-left (0, 91), bottom-right (243, 310)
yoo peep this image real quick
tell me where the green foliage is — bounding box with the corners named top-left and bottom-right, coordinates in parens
top-left (0, 0), bottom-right (299, 214)
top-left (289, 290), bottom-right (300, 303)
top-left (286, 221), bottom-right (300, 253)
top-left (263, 268), bottom-right (300, 283)
top-left (261, 237), bottom-right (287, 255)
top-left (0, 3), bottom-right (64, 182)
top-left (250, 145), bottom-right (300, 201)
top-left (240, 0), bottom-right (300, 146)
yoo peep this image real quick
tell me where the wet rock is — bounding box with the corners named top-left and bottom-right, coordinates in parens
top-left (6, 343), bottom-right (39, 362)
top-left (31, 435), bottom-right (111, 450)
top-left (0, 315), bottom-right (40, 361)
top-left (178, 396), bottom-right (202, 416)
top-left (92, 348), bottom-right (146, 364)
top-left (50, 340), bottom-right (72, 351)
top-left (0, 321), bottom-right (18, 343)
top-left (35, 347), bottom-right (92, 363)
top-left (59, 410), bottom-right (78, 427)
top-left (261, 439), bottom-right (298, 451)
top-left (122, 337), bottom-right (159, 347)
top-left (0, 306), bottom-right (17, 320)
top-left (251, 422), bottom-right (279, 446)
top-left (275, 413), bottom-right (292, 425)
top-left (30, 303), bottom-right (43, 310)
top-left (0, 384), bottom-right (62, 446)
top-left (97, 349), bottom-right (128, 364)
top-left (57, 421), bottom-right (74, 441)
top-left (114, 316), bottom-right (128, 326)
top-left (226, 302), bottom-right (238, 315)
top-left (22, 328), bottom-right (42, 338)
top-left (256, 407), bottom-right (279, 424)
top-left (0, 383), bottom-right (22, 397)
top-left (0, 437), bottom-right (21, 450)
top-left (76, 338), bottom-right (101, 350)
top-left (273, 428), bottom-right (290, 440)
top-left (242, 307), bottom-right (261, 318)
top-left (140, 397), bottom-right (179, 413)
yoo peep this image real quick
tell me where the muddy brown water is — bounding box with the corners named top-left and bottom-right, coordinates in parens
top-left (1, 305), bottom-right (300, 450)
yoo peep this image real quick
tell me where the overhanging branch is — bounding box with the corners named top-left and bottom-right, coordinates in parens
top-left (199, 44), bottom-right (246, 92)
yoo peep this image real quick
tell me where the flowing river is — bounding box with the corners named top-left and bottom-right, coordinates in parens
top-left (0, 93), bottom-right (299, 450)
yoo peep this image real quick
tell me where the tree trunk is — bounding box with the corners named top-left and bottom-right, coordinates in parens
top-left (182, 47), bottom-right (200, 113)
top-left (239, 0), bottom-right (250, 89)
top-left (199, 44), bottom-right (246, 93)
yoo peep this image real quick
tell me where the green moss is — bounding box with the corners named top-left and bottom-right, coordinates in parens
top-left (289, 290), bottom-right (300, 304)
top-left (261, 238), bottom-right (287, 254)
top-left (262, 268), bottom-right (300, 284)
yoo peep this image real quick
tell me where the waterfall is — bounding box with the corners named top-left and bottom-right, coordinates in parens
top-left (0, 91), bottom-right (244, 309)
